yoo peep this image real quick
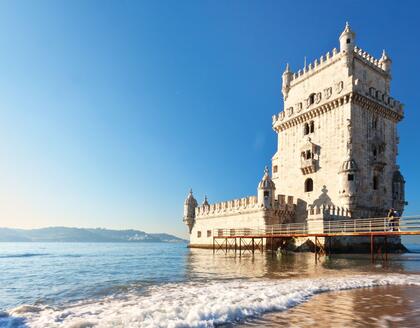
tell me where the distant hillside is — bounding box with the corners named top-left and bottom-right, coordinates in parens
top-left (0, 227), bottom-right (187, 243)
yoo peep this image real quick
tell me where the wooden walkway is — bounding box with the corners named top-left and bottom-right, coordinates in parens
top-left (212, 216), bottom-right (420, 263)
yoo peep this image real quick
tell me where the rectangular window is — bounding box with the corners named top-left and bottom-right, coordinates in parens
top-left (197, 231), bottom-right (201, 238)
top-left (264, 191), bottom-right (269, 198)
top-left (207, 230), bottom-right (211, 237)
top-left (273, 165), bottom-right (278, 173)
top-left (348, 174), bottom-right (354, 181)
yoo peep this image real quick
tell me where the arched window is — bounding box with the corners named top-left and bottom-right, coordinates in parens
top-left (303, 123), bottom-right (310, 135)
top-left (310, 121), bottom-right (315, 133)
top-left (305, 150), bottom-right (312, 160)
top-left (373, 176), bottom-right (378, 190)
top-left (304, 178), bottom-right (313, 192)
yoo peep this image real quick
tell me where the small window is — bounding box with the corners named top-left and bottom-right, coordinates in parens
top-left (229, 229), bottom-right (235, 236)
top-left (273, 165), bottom-right (278, 173)
top-left (310, 121), bottom-right (315, 133)
top-left (346, 38), bottom-right (351, 44)
top-left (348, 174), bottom-right (354, 181)
top-left (305, 150), bottom-right (312, 160)
top-left (264, 191), bottom-right (269, 198)
top-left (304, 178), bottom-right (313, 192)
top-left (197, 231), bottom-right (201, 238)
top-left (207, 230), bottom-right (211, 237)
top-left (373, 176), bottom-right (378, 190)
top-left (304, 123), bottom-right (310, 135)
top-left (373, 147), bottom-right (377, 159)
top-left (308, 93), bottom-right (315, 106)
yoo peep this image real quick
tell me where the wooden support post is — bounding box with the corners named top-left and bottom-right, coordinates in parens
top-left (239, 238), bottom-right (242, 256)
top-left (252, 238), bottom-right (255, 255)
top-left (329, 237), bottom-right (332, 257)
top-left (271, 237), bottom-right (274, 256)
top-left (225, 238), bottom-right (228, 254)
top-left (370, 234), bottom-right (374, 264)
top-left (261, 238), bottom-right (264, 253)
top-left (213, 238), bottom-right (215, 254)
top-left (315, 236), bottom-right (318, 264)
top-left (234, 238), bottom-right (237, 254)
top-left (385, 236), bottom-right (388, 263)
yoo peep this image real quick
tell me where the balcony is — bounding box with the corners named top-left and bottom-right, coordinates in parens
top-left (301, 158), bottom-right (316, 174)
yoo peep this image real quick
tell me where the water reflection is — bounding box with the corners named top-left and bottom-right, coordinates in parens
top-left (185, 249), bottom-right (420, 327)
top-left (185, 248), bottom-right (412, 282)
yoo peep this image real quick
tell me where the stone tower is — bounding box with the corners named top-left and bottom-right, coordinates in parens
top-left (271, 23), bottom-right (405, 221)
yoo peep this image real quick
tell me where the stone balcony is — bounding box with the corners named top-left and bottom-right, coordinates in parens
top-left (301, 158), bottom-right (317, 175)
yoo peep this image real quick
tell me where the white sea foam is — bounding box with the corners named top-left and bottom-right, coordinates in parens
top-left (5, 274), bottom-right (420, 328)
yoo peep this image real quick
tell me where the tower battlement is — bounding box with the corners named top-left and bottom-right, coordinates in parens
top-left (288, 47), bottom-right (342, 86)
top-left (195, 194), bottom-right (295, 219)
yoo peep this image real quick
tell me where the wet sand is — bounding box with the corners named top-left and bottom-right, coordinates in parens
top-left (243, 285), bottom-right (420, 327)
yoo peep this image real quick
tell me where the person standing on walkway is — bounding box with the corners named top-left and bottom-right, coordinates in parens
top-left (387, 208), bottom-right (395, 231)
top-left (393, 209), bottom-right (400, 231)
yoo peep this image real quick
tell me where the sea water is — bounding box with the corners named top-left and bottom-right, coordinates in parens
top-left (1, 242), bottom-right (420, 327)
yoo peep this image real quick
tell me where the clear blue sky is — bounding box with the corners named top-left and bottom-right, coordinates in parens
top-left (0, 1), bottom-right (418, 238)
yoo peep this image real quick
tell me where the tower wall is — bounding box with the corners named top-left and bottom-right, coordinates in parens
top-left (272, 24), bottom-right (405, 222)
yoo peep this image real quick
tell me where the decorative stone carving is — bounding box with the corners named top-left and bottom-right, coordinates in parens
top-left (324, 87), bottom-right (332, 99)
top-left (336, 81), bottom-right (344, 94)
top-left (315, 92), bottom-right (322, 104)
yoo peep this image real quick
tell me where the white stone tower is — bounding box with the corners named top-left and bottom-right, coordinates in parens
top-left (272, 23), bottom-right (405, 221)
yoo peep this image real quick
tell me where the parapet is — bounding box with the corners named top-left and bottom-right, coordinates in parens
top-left (307, 204), bottom-right (352, 221)
top-left (353, 46), bottom-right (387, 73)
top-left (195, 194), bottom-right (295, 219)
top-left (360, 84), bottom-right (404, 115)
top-left (288, 47), bottom-right (342, 87)
top-left (195, 195), bottom-right (258, 218)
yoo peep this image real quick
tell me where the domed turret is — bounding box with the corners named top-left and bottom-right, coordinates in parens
top-left (339, 157), bottom-right (359, 209)
top-left (339, 22), bottom-right (356, 53)
top-left (392, 168), bottom-right (405, 213)
top-left (258, 166), bottom-right (276, 208)
top-left (379, 49), bottom-right (392, 74)
top-left (202, 195), bottom-right (209, 206)
top-left (183, 189), bottom-right (197, 233)
top-left (282, 63), bottom-right (293, 100)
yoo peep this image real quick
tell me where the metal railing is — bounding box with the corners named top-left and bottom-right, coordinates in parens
top-left (213, 216), bottom-right (420, 237)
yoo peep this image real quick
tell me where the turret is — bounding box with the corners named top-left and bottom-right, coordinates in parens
top-left (379, 49), bottom-right (392, 74)
top-left (183, 189), bottom-right (197, 233)
top-left (339, 22), bottom-right (355, 53)
top-left (392, 168), bottom-right (405, 214)
top-left (257, 166), bottom-right (276, 208)
top-left (281, 63), bottom-right (293, 100)
top-left (338, 158), bottom-right (359, 211)
top-left (202, 195), bottom-right (209, 206)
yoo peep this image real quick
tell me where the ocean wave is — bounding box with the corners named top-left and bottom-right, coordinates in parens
top-left (5, 274), bottom-right (420, 328)
top-left (0, 253), bottom-right (49, 259)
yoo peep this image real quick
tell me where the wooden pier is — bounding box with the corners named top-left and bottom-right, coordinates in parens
top-left (212, 216), bottom-right (420, 263)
